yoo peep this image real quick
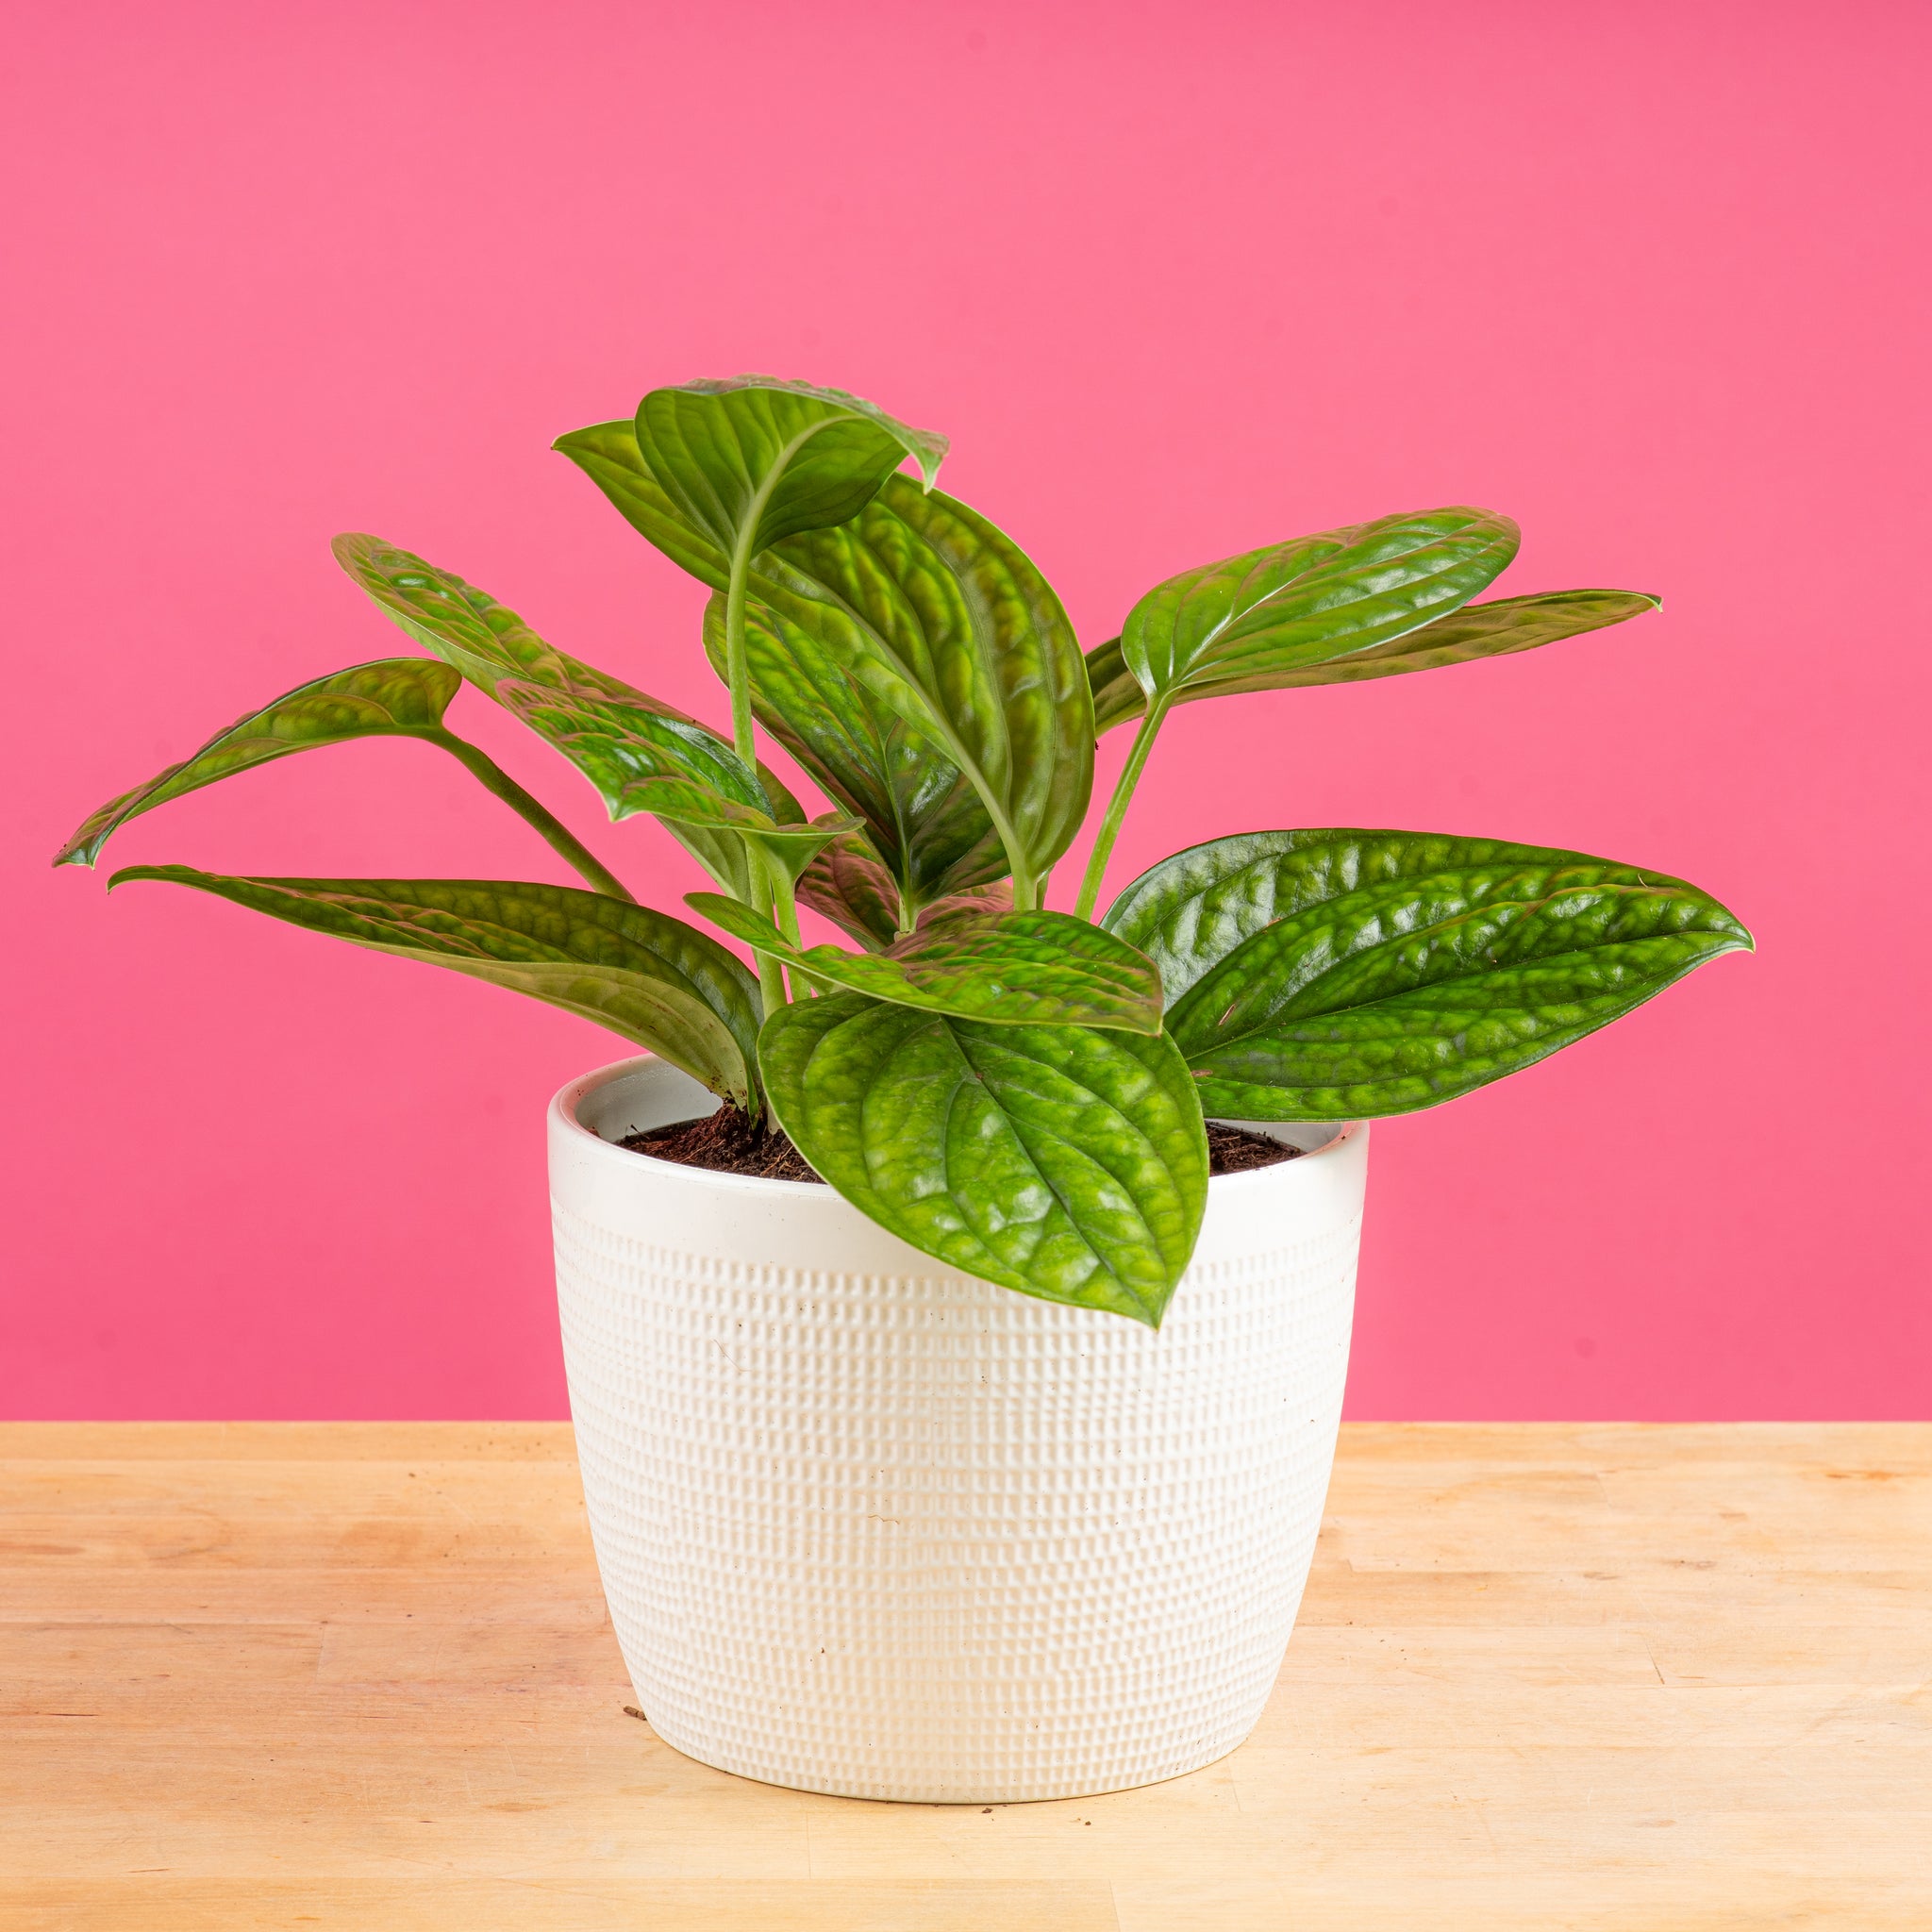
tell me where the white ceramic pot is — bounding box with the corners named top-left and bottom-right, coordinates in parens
top-left (549, 1054), bottom-right (1368, 1804)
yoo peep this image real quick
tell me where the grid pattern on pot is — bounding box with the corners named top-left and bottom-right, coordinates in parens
top-left (554, 1207), bottom-right (1360, 1804)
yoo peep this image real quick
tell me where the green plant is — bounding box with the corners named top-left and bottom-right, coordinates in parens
top-left (57, 376), bottom-right (1752, 1326)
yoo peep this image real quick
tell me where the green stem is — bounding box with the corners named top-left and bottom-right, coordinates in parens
top-left (749, 845), bottom-right (792, 1013)
top-left (723, 525), bottom-right (759, 769)
top-left (1073, 696), bottom-right (1170, 922)
top-left (426, 729), bottom-right (637, 903)
top-left (722, 424), bottom-right (825, 769)
top-left (769, 863), bottom-right (805, 949)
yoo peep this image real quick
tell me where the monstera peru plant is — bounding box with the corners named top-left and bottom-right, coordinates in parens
top-left (58, 377), bottom-right (1751, 1328)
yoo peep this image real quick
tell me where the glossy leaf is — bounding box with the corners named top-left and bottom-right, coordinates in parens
top-left (691, 894), bottom-right (1163, 1033)
top-left (759, 992), bottom-right (1207, 1324)
top-left (1119, 508), bottom-right (1520, 709)
top-left (1087, 589), bottom-right (1659, 732)
top-left (627, 782), bottom-right (862, 885)
top-left (746, 476), bottom-right (1093, 896)
top-left (110, 867), bottom-right (764, 1107)
top-left (333, 533), bottom-right (756, 807)
top-left (793, 835), bottom-right (1014, 950)
top-left (702, 579), bottom-right (1004, 911)
top-left (634, 375), bottom-right (947, 558)
top-left (551, 420), bottom-right (732, 587)
top-left (54, 659), bottom-right (459, 868)
top-left (1106, 830), bottom-right (1752, 1119)
top-left (333, 532), bottom-right (805, 895)
top-left (794, 831), bottom-right (903, 948)
top-left (558, 421), bottom-right (1084, 904)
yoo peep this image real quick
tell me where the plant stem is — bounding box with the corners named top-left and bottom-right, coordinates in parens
top-left (1073, 696), bottom-right (1169, 922)
top-left (723, 526), bottom-right (760, 769)
top-left (769, 863), bottom-right (805, 948)
top-left (426, 729), bottom-right (637, 902)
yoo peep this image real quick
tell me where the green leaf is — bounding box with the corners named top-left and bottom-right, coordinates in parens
top-left (110, 867), bottom-right (764, 1108)
top-left (634, 375), bottom-right (947, 558)
top-left (626, 782), bottom-right (862, 885)
top-left (759, 992), bottom-right (1208, 1324)
top-left (794, 830), bottom-right (904, 948)
top-left (556, 421), bottom-right (1085, 908)
top-left (1085, 635), bottom-right (1149, 737)
top-left (702, 579), bottom-right (1005, 914)
top-left (54, 659), bottom-right (459, 868)
top-left (1087, 589), bottom-right (1659, 732)
top-left (332, 533), bottom-right (757, 809)
top-left (1106, 830), bottom-right (1752, 1119)
top-left (690, 895), bottom-right (1163, 1033)
top-left (745, 476), bottom-right (1093, 900)
top-left (332, 532), bottom-right (810, 897)
top-left (1119, 508), bottom-right (1520, 709)
top-left (551, 420), bottom-right (732, 588)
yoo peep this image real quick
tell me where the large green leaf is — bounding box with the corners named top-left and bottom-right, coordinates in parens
top-left (691, 894), bottom-right (1163, 1033)
top-left (747, 477), bottom-right (1092, 900)
top-left (634, 375), bottom-right (947, 558)
top-left (54, 659), bottom-right (460, 868)
top-left (333, 534), bottom-right (755, 806)
top-left (701, 582), bottom-right (1005, 914)
top-left (110, 867), bottom-right (764, 1107)
top-left (1106, 830), bottom-right (1752, 1119)
top-left (333, 532), bottom-right (808, 896)
top-left (759, 992), bottom-right (1207, 1324)
top-left (551, 420), bottom-right (731, 587)
top-left (557, 423), bottom-right (1085, 907)
top-left (1088, 588), bottom-right (1658, 733)
top-left (625, 782), bottom-right (861, 886)
top-left (1117, 508), bottom-right (1520, 713)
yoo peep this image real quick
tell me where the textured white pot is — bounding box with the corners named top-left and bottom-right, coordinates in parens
top-left (550, 1053), bottom-right (1368, 1804)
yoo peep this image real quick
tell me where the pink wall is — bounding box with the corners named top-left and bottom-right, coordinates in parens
top-left (5, 1), bottom-right (1927, 1421)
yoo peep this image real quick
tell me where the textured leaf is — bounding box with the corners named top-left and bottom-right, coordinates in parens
top-left (1106, 830), bottom-right (1752, 1119)
top-left (793, 836), bottom-right (1014, 950)
top-left (746, 476), bottom-right (1092, 894)
top-left (759, 992), bottom-right (1207, 1324)
top-left (110, 867), bottom-right (764, 1107)
top-left (627, 783), bottom-right (861, 885)
top-left (333, 533), bottom-right (756, 808)
top-left (1119, 508), bottom-right (1520, 708)
top-left (54, 660), bottom-right (460, 868)
top-left (551, 421), bottom-right (731, 587)
top-left (691, 895), bottom-right (1163, 1033)
top-left (1087, 589), bottom-right (1658, 732)
top-left (794, 831), bottom-right (903, 948)
top-left (635, 375), bottom-right (947, 558)
top-left (702, 581), bottom-right (1004, 912)
top-left (558, 421), bottom-right (1082, 904)
top-left (333, 531), bottom-right (804, 895)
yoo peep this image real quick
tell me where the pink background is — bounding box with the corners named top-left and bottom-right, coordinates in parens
top-left (5, 1), bottom-right (1927, 1421)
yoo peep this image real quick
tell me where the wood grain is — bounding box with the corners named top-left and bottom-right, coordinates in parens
top-left (3, 1423), bottom-right (1926, 1929)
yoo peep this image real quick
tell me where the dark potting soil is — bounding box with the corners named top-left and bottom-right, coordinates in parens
top-left (1203, 1120), bottom-right (1306, 1174)
top-left (620, 1106), bottom-right (1304, 1182)
top-left (620, 1104), bottom-right (822, 1183)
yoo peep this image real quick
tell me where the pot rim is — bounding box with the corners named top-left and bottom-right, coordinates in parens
top-left (553, 1052), bottom-right (1365, 1200)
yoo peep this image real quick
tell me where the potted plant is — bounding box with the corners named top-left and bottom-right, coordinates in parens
top-left (58, 376), bottom-right (1750, 1804)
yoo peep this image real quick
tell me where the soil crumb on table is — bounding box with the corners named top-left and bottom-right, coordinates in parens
top-left (623, 1107), bottom-right (1304, 1181)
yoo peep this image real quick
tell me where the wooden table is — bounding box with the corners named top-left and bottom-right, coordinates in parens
top-left (5, 1424), bottom-right (1927, 1929)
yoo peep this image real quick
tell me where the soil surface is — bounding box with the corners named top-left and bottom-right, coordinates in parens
top-left (621, 1105), bottom-right (821, 1183)
top-left (621, 1106), bottom-right (1304, 1182)
top-left (1203, 1120), bottom-right (1306, 1174)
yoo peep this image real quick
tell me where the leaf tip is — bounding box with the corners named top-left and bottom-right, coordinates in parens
top-left (908, 431), bottom-right (949, 493)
